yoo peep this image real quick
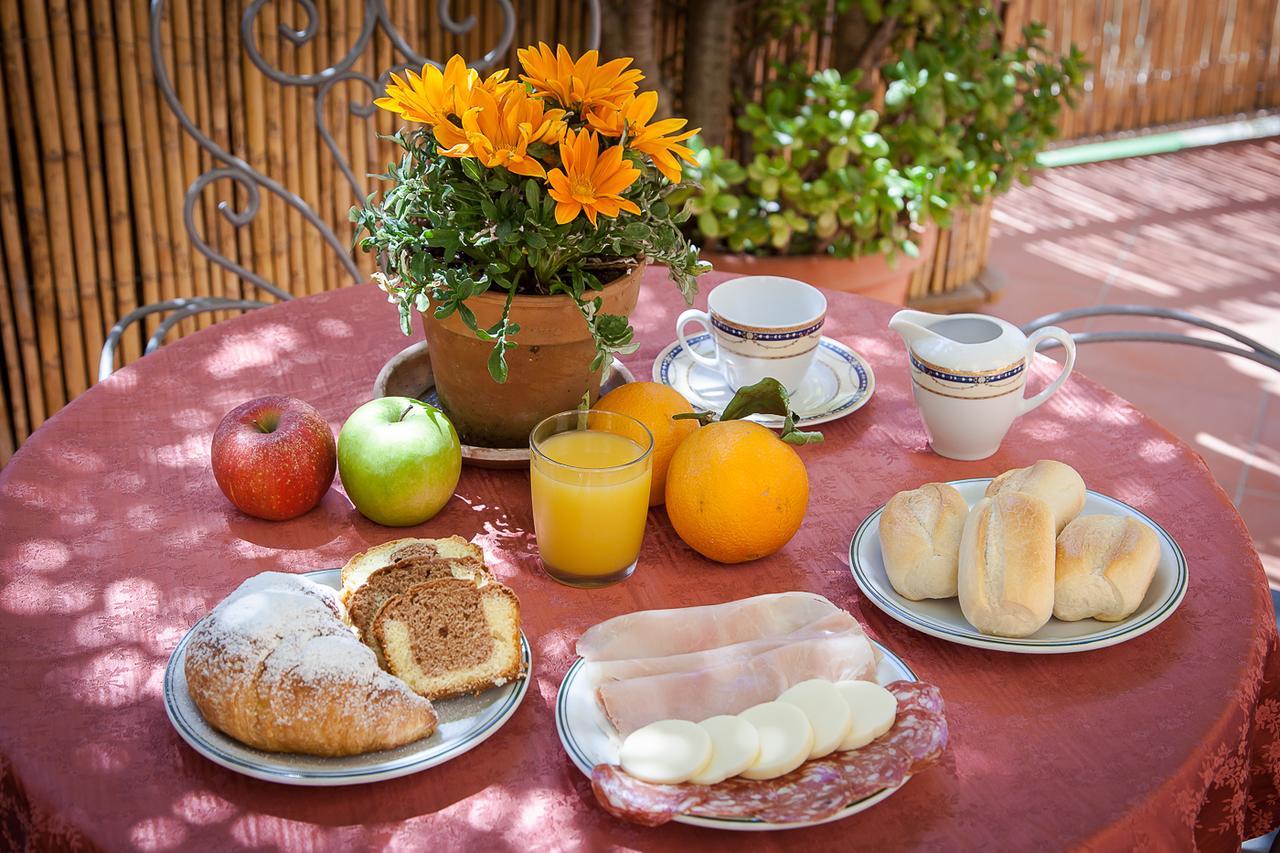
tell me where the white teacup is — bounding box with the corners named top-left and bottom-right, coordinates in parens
top-left (676, 276), bottom-right (827, 393)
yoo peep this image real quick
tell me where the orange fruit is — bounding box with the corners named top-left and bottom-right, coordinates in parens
top-left (664, 420), bottom-right (809, 564)
top-left (595, 382), bottom-right (699, 506)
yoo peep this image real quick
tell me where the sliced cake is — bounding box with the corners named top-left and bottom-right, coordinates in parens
top-left (347, 554), bottom-right (492, 642)
top-left (340, 535), bottom-right (484, 604)
top-left (374, 578), bottom-right (523, 700)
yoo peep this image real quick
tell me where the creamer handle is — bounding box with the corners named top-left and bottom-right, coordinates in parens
top-left (1020, 326), bottom-right (1076, 414)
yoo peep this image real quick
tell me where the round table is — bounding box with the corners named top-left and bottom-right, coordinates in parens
top-left (1, 270), bottom-right (1277, 851)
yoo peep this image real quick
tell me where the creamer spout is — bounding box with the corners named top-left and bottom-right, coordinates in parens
top-left (888, 309), bottom-right (937, 349)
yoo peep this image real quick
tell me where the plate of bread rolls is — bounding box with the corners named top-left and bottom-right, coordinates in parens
top-left (848, 460), bottom-right (1188, 653)
top-left (164, 538), bottom-right (530, 784)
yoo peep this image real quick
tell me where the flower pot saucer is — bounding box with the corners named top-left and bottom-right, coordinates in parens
top-left (373, 342), bottom-right (636, 469)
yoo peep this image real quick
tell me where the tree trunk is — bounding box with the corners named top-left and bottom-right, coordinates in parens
top-left (681, 0), bottom-right (735, 148)
top-left (833, 4), bottom-right (897, 82)
top-left (600, 0), bottom-right (672, 117)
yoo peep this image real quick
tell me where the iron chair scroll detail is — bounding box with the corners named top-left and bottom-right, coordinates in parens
top-left (101, 0), bottom-right (602, 381)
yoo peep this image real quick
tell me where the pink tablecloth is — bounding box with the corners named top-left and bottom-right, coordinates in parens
top-left (1, 271), bottom-right (1277, 851)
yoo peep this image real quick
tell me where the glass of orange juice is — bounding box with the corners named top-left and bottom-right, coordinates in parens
top-left (529, 410), bottom-right (654, 587)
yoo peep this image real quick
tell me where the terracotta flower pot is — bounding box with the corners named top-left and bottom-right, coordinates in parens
top-left (420, 262), bottom-right (645, 448)
top-left (701, 225), bottom-right (937, 305)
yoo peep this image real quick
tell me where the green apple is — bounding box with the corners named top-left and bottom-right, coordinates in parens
top-left (337, 397), bottom-right (462, 527)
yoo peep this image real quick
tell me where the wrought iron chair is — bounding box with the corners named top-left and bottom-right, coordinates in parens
top-left (1021, 305), bottom-right (1280, 374)
top-left (100, 0), bottom-right (602, 381)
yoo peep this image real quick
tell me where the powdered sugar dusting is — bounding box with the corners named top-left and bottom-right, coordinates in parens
top-left (186, 572), bottom-right (432, 738)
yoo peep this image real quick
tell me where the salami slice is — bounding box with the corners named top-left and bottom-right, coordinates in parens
top-left (879, 709), bottom-right (948, 772)
top-left (589, 680), bottom-right (949, 827)
top-left (886, 679), bottom-right (945, 716)
top-left (830, 739), bottom-right (912, 802)
top-left (591, 764), bottom-right (706, 827)
top-left (691, 761), bottom-right (851, 823)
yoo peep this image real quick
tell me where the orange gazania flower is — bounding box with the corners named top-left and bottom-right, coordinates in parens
top-left (546, 129), bottom-right (640, 226)
top-left (375, 56), bottom-right (511, 130)
top-left (439, 85), bottom-right (566, 178)
top-left (517, 42), bottom-right (642, 115)
top-left (587, 91), bottom-right (700, 184)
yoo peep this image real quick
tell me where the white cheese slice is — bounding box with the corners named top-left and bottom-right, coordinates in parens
top-left (834, 680), bottom-right (898, 751)
top-left (689, 715), bottom-right (760, 785)
top-left (737, 701), bottom-right (814, 780)
top-left (618, 719), bottom-right (713, 785)
top-left (777, 678), bottom-right (854, 759)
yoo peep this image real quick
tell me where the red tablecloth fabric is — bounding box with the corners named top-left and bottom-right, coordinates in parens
top-left (1, 271), bottom-right (1277, 851)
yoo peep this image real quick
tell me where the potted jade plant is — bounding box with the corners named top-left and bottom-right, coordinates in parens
top-left (683, 1), bottom-right (1085, 304)
top-left (353, 45), bottom-right (707, 447)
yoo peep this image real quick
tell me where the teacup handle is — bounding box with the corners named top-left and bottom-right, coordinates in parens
top-left (1020, 326), bottom-right (1077, 414)
top-left (676, 309), bottom-right (721, 370)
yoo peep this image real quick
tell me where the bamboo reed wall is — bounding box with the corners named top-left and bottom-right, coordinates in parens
top-left (1, 0), bottom-right (1279, 465)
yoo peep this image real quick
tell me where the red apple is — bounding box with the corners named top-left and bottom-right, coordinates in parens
top-left (211, 395), bottom-right (337, 520)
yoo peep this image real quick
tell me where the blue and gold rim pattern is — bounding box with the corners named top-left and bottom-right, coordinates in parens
top-left (163, 570), bottom-right (532, 781)
top-left (909, 353), bottom-right (1025, 386)
top-left (555, 642), bottom-right (917, 826)
top-left (848, 480), bottom-right (1190, 650)
top-left (710, 315), bottom-right (825, 342)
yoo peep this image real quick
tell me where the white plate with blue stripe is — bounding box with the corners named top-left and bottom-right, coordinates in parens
top-left (556, 639), bottom-right (917, 830)
top-left (849, 479), bottom-right (1189, 654)
top-left (652, 335), bottom-right (874, 428)
top-left (163, 569), bottom-right (531, 785)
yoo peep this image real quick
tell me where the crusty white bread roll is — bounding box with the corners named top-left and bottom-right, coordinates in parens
top-left (985, 460), bottom-right (1086, 534)
top-left (1054, 515), bottom-right (1160, 622)
top-left (958, 492), bottom-right (1056, 637)
top-left (184, 572), bottom-right (438, 756)
top-left (878, 483), bottom-right (968, 600)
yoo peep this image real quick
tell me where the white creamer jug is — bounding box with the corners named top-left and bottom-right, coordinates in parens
top-left (889, 310), bottom-right (1076, 460)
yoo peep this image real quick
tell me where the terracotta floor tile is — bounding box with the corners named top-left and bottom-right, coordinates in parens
top-left (1239, 491), bottom-right (1280, 587)
top-left (1239, 397), bottom-right (1280, 495)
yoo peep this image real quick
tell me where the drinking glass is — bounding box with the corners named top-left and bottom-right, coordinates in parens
top-left (529, 410), bottom-right (653, 587)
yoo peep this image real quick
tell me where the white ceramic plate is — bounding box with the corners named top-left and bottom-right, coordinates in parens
top-left (163, 569), bottom-right (532, 785)
top-left (556, 639), bottom-right (916, 831)
top-left (652, 334), bottom-right (874, 428)
top-left (849, 479), bottom-right (1189, 654)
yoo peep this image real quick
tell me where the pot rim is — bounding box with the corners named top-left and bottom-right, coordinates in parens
top-left (703, 223), bottom-right (938, 265)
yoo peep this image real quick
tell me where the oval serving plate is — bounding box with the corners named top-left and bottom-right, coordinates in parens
top-left (164, 568), bottom-right (532, 785)
top-left (849, 478), bottom-right (1189, 654)
top-left (556, 639), bottom-right (917, 831)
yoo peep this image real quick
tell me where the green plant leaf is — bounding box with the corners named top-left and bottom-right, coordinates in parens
top-left (718, 377), bottom-right (824, 444)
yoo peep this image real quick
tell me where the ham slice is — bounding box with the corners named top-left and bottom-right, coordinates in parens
top-left (597, 633), bottom-right (878, 736)
top-left (576, 592), bottom-right (840, 661)
top-left (588, 610), bottom-right (864, 682)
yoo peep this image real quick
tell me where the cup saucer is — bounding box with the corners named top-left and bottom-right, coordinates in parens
top-left (652, 334), bottom-right (875, 428)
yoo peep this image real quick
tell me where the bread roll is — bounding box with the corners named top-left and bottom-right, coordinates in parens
top-left (1054, 515), bottom-right (1160, 622)
top-left (985, 460), bottom-right (1085, 534)
top-left (958, 493), bottom-right (1056, 637)
top-left (878, 483), bottom-right (968, 600)
top-left (184, 572), bottom-right (438, 756)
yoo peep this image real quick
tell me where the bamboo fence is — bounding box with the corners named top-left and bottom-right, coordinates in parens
top-left (1, 0), bottom-right (1278, 464)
